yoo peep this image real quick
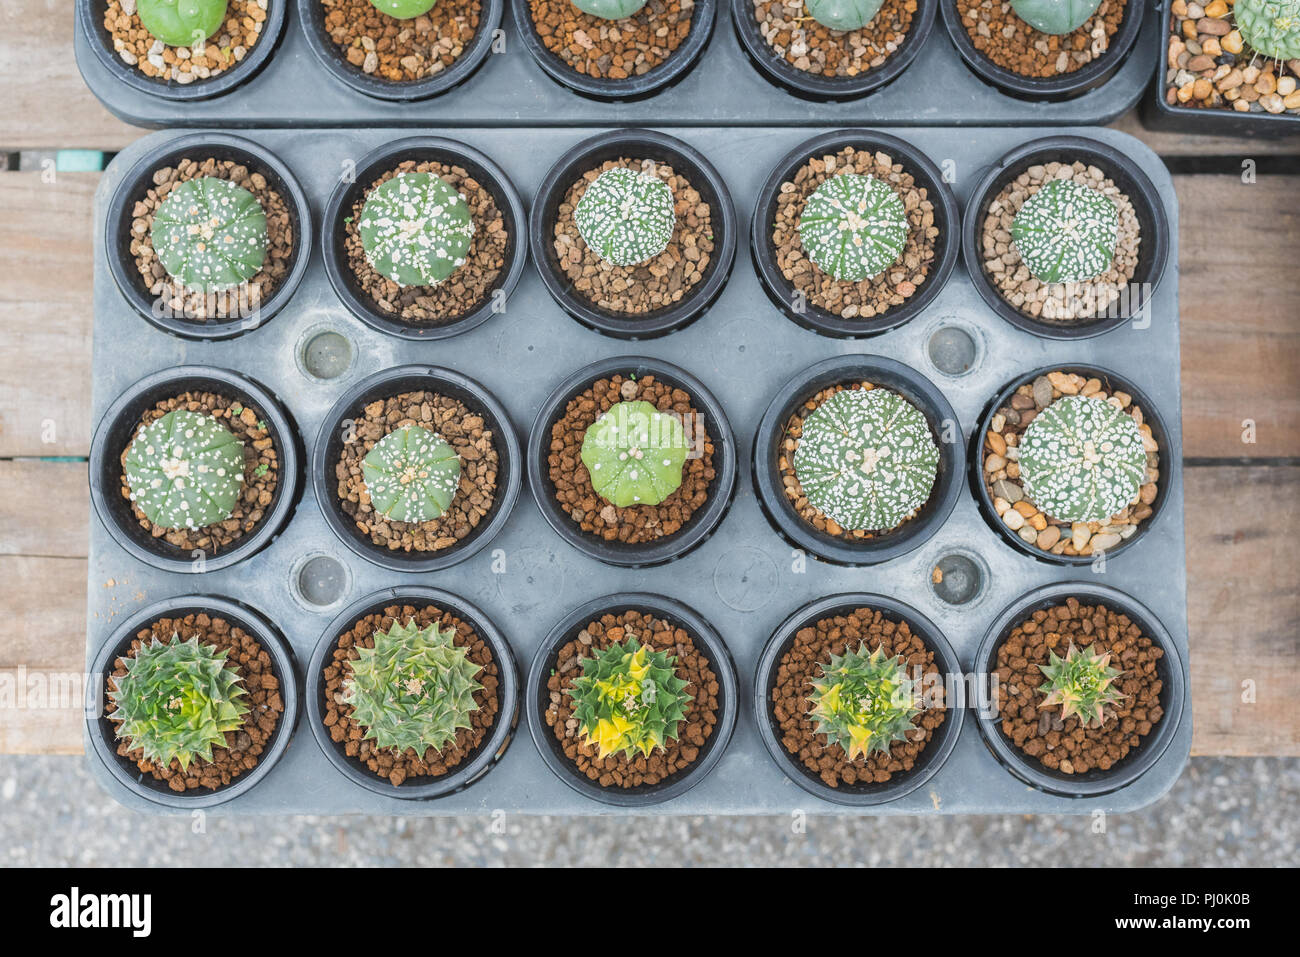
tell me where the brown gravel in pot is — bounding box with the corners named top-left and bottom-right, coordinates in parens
top-left (344, 159), bottom-right (508, 324)
top-left (322, 603), bottom-right (500, 786)
top-left (959, 0), bottom-right (1125, 77)
top-left (104, 0), bottom-right (268, 84)
top-left (772, 607), bottom-right (946, 787)
top-left (754, 0), bottom-right (916, 77)
top-left (1164, 1), bottom-right (1300, 115)
top-left (335, 390), bottom-right (498, 553)
top-left (773, 146), bottom-right (937, 320)
top-left (529, 0), bottom-right (694, 79)
top-left (544, 609), bottom-right (718, 789)
top-left (321, 0), bottom-right (481, 82)
top-left (119, 390), bottom-right (280, 554)
top-left (109, 613), bottom-right (284, 792)
top-left (995, 597), bottom-right (1164, 774)
top-left (548, 374), bottom-right (716, 544)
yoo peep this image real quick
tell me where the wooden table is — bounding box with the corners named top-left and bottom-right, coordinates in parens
top-left (1, 2), bottom-right (1297, 757)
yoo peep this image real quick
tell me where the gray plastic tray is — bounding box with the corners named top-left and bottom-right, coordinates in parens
top-left (86, 126), bottom-right (1189, 814)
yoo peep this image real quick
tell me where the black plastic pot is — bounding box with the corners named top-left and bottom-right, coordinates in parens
top-left (305, 585), bottom-right (519, 800)
top-left (88, 366), bottom-right (303, 574)
top-left (525, 592), bottom-right (738, 807)
top-left (510, 0), bottom-right (716, 100)
top-left (76, 0), bottom-right (287, 101)
top-left (86, 594), bottom-right (301, 809)
top-left (939, 0), bottom-right (1143, 102)
top-left (527, 356), bottom-right (737, 566)
top-left (529, 129), bottom-right (737, 339)
top-left (322, 136), bottom-right (527, 341)
top-left (753, 355), bottom-right (964, 566)
top-left (751, 129), bottom-right (960, 339)
top-left (962, 134), bottom-right (1170, 340)
top-left (730, 0), bottom-right (935, 101)
top-left (970, 363), bottom-right (1174, 567)
top-left (754, 593), bottom-right (965, 806)
top-left (973, 582), bottom-right (1186, 798)
top-left (312, 365), bottom-right (522, 573)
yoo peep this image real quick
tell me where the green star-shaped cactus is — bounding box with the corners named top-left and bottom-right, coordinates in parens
top-left (123, 409), bottom-right (246, 530)
top-left (151, 177), bottom-right (267, 292)
top-left (580, 400), bottom-right (689, 508)
top-left (798, 173), bottom-right (909, 283)
top-left (362, 425), bottom-right (462, 524)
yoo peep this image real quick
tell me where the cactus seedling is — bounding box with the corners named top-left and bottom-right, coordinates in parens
top-left (805, 0), bottom-right (885, 31)
top-left (137, 0), bottom-right (229, 47)
top-left (1008, 0), bottom-right (1102, 35)
top-left (798, 173), bottom-right (909, 283)
top-left (368, 0), bottom-right (439, 18)
top-left (151, 177), bottom-right (267, 293)
top-left (580, 400), bottom-right (689, 507)
top-left (1038, 642), bottom-right (1125, 727)
top-left (572, 0), bottom-right (649, 18)
top-left (574, 167), bottom-right (676, 267)
top-left (359, 172), bottom-right (475, 287)
top-left (362, 425), bottom-right (461, 524)
top-left (1234, 0), bottom-right (1300, 61)
top-left (808, 643), bottom-right (921, 761)
top-left (570, 635), bottom-right (692, 759)
top-left (124, 409), bottom-right (246, 530)
top-left (1011, 178), bottom-right (1118, 285)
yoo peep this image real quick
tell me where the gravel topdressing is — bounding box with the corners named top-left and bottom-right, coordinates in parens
top-left (753, 0), bottom-right (917, 78)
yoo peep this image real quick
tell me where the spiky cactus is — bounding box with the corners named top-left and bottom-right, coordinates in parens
top-left (1011, 179), bottom-right (1118, 285)
top-left (1009, 0), bottom-right (1102, 35)
top-left (808, 643), bottom-right (921, 761)
top-left (151, 177), bottom-right (267, 292)
top-left (798, 173), bottom-right (908, 283)
top-left (362, 425), bottom-right (461, 524)
top-left (572, 0), bottom-right (649, 18)
top-left (574, 167), bottom-right (676, 268)
top-left (1038, 642), bottom-right (1125, 727)
top-left (342, 617), bottom-right (484, 755)
top-left (805, 0), bottom-right (884, 31)
top-left (580, 401), bottom-right (688, 508)
top-left (359, 173), bottom-right (475, 288)
top-left (124, 409), bottom-right (245, 531)
top-left (137, 0), bottom-right (229, 47)
top-left (793, 388), bottom-right (940, 533)
top-left (369, 0), bottom-right (438, 17)
top-left (570, 635), bottom-right (692, 759)
top-left (1235, 0), bottom-right (1300, 61)
top-left (109, 634), bottom-right (249, 771)
top-left (1018, 395), bottom-right (1146, 524)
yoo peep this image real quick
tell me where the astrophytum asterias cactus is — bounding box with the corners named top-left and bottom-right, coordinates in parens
top-left (137, 0), bottom-right (229, 47)
top-left (798, 173), bottom-right (909, 283)
top-left (1009, 0), bottom-right (1102, 35)
top-left (362, 425), bottom-right (461, 524)
top-left (806, 0), bottom-right (885, 31)
top-left (1011, 178), bottom-right (1118, 285)
top-left (368, 0), bottom-right (438, 17)
top-left (124, 409), bottom-right (246, 530)
top-left (580, 400), bottom-right (689, 507)
top-left (1018, 395), bottom-right (1147, 524)
top-left (572, 0), bottom-right (649, 19)
top-left (151, 177), bottom-right (267, 292)
top-left (570, 635), bottom-right (691, 760)
top-left (1235, 0), bottom-right (1300, 61)
top-left (574, 167), bottom-right (676, 268)
top-left (808, 643), bottom-right (921, 761)
top-left (793, 388), bottom-right (940, 532)
top-left (1038, 642), bottom-right (1126, 727)
top-left (359, 172), bottom-right (475, 288)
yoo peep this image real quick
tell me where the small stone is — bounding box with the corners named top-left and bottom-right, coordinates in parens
top-left (1032, 376), bottom-right (1053, 409)
top-left (992, 479), bottom-right (1022, 504)
top-left (1071, 524), bottom-right (1090, 551)
top-left (1091, 532), bottom-right (1122, 551)
top-left (1003, 509), bottom-right (1025, 531)
top-left (1037, 526), bottom-right (1061, 550)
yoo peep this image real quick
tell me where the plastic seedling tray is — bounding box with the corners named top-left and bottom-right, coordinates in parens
top-left (86, 126), bottom-right (1189, 815)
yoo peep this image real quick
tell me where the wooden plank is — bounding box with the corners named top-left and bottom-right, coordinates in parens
top-left (0, 461), bottom-right (88, 558)
top-left (0, 556), bottom-right (89, 671)
top-left (1112, 112), bottom-right (1300, 158)
top-left (0, 669), bottom-right (85, 755)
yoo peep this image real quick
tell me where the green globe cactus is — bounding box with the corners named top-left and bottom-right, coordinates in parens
top-left (805, 0), bottom-right (884, 31)
top-left (343, 617), bottom-right (484, 755)
top-left (570, 635), bottom-right (691, 759)
top-left (793, 388), bottom-right (940, 533)
top-left (1009, 0), bottom-right (1102, 35)
top-left (369, 0), bottom-right (439, 18)
top-left (362, 426), bottom-right (461, 524)
top-left (109, 634), bottom-right (249, 771)
top-left (1038, 642), bottom-right (1125, 727)
top-left (151, 177), bottom-right (267, 293)
top-left (580, 400), bottom-right (688, 508)
top-left (808, 643), bottom-right (921, 761)
top-left (574, 167), bottom-right (676, 268)
top-left (359, 173), bottom-right (475, 288)
top-left (798, 173), bottom-right (909, 283)
top-left (1011, 178), bottom-right (1118, 285)
top-left (572, 0), bottom-right (649, 18)
top-left (1235, 0), bottom-right (1300, 61)
top-left (137, 0), bottom-right (229, 48)
top-left (124, 409), bottom-right (246, 531)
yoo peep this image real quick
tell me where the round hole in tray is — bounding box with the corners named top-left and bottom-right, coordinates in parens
top-left (927, 323), bottom-right (981, 378)
top-left (297, 325), bottom-right (355, 382)
top-left (931, 551), bottom-right (987, 606)
top-left (292, 553), bottom-right (352, 609)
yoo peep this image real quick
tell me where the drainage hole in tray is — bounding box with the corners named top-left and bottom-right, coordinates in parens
top-left (295, 555), bottom-right (351, 608)
top-left (927, 325), bottom-right (979, 377)
top-left (300, 330), bottom-right (354, 380)
top-left (931, 553), bottom-right (986, 606)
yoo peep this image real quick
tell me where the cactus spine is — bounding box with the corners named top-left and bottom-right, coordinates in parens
top-left (570, 635), bottom-right (691, 759)
top-left (1038, 642), bottom-right (1125, 727)
top-left (362, 425), bottom-right (461, 524)
top-left (808, 643), bottom-right (921, 761)
top-left (580, 400), bottom-right (689, 507)
top-left (1234, 0), bottom-right (1300, 61)
top-left (359, 172), bottom-right (475, 288)
top-left (798, 173), bottom-right (909, 283)
top-left (151, 177), bottom-right (267, 292)
top-left (1008, 0), bottom-right (1102, 35)
top-left (574, 166), bottom-right (676, 267)
top-left (123, 409), bottom-right (246, 530)
top-left (137, 0), bottom-right (229, 47)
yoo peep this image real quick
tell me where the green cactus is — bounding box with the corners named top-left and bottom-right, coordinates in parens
top-left (570, 635), bottom-right (691, 760)
top-left (362, 426), bottom-right (461, 524)
top-left (572, 0), bottom-right (649, 18)
top-left (137, 0), bottom-right (229, 47)
top-left (342, 617), bottom-right (484, 755)
top-left (151, 177), bottom-right (267, 293)
top-left (1009, 0), bottom-right (1102, 35)
top-left (798, 173), bottom-right (909, 283)
top-left (359, 173), bottom-right (475, 288)
top-left (793, 388), bottom-right (940, 533)
top-left (808, 643), bottom-right (921, 761)
top-left (369, 0), bottom-right (439, 18)
top-left (109, 633), bottom-right (249, 771)
top-left (1018, 395), bottom-right (1147, 524)
top-left (580, 400), bottom-right (689, 508)
top-left (1038, 642), bottom-right (1126, 727)
top-left (805, 0), bottom-right (884, 31)
top-left (123, 409), bottom-right (246, 531)
top-left (574, 167), bottom-right (676, 268)
top-left (1235, 0), bottom-right (1300, 61)
top-left (1011, 178), bottom-right (1118, 285)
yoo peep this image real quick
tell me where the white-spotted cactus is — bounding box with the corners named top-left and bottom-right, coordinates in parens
top-left (124, 409), bottom-right (246, 530)
top-left (359, 173), bottom-right (475, 288)
top-left (1235, 0), bottom-right (1300, 61)
top-left (362, 425), bottom-right (461, 524)
top-left (1038, 642), bottom-right (1125, 727)
top-left (574, 167), bottom-right (676, 267)
top-left (808, 643), bottom-right (920, 761)
top-left (798, 173), bottom-right (909, 283)
top-left (570, 636), bottom-right (692, 759)
top-left (580, 400), bottom-right (688, 507)
top-left (1011, 178), bottom-right (1118, 284)
top-left (151, 177), bottom-right (267, 292)
top-left (1009, 0), bottom-right (1102, 35)
top-left (137, 0), bottom-right (229, 47)
top-left (805, 0), bottom-right (884, 31)
top-left (368, 0), bottom-right (438, 17)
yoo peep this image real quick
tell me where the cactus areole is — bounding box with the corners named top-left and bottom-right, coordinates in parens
top-left (137, 0), bottom-right (229, 48)
top-left (1011, 178), bottom-right (1118, 285)
top-left (805, 0), bottom-right (885, 31)
top-left (1038, 642), bottom-right (1126, 727)
top-left (359, 172), bottom-right (475, 288)
top-left (124, 409), bottom-right (246, 530)
top-left (574, 167), bottom-right (677, 267)
top-left (808, 643), bottom-right (921, 761)
top-left (368, 0), bottom-right (440, 18)
top-left (798, 173), bottom-right (909, 283)
top-left (580, 400), bottom-right (689, 507)
top-left (1235, 0), bottom-right (1300, 60)
top-left (362, 425), bottom-right (462, 524)
top-left (1008, 0), bottom-right (1102, 36)
top-left (569, 636), bottom-right (692, 759)
top-left (571, 0), bottom-right (650, 18)
top-left (151, 177), bottom-right (268, 292)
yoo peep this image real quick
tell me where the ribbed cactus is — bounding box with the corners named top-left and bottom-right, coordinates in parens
top-left (798, 173), bottom-right (909, 283)
top-left (368, 0), bottom-right (439, 17)
top-left (1235, 0), bottom-right (1300, 60)
top-left (109, 634), bottom-right (249, 771)
top-left (137, 0), bottom-right (229, 47)
top-left (342, 617), bottom-right (484, 755)
top-left (572, 0), bottom-right (649, 18)
top-left (1038, 642), bottom-right (1126, 727)
top-left (1009, 0), bottom-right (1102, 35)
top-left (359, 173), bottom-right (475, 288)
top-left (124, 409), bottom-right (246, 531)
top-left (574, 167), bottom-right (676, 268)
top-left (580, 400), bottom-right (688, 508)
top-left (570, 636), bottom-right (692, 759)
top-left (362, 426), bottom-right (461, 524)
top-left (151, 177), bottom-right (267, 292)
top-left (808, 643), bottom-right (920, 761)
top-left (805, 0), bottom-right (884, 31)
top-left (1011, 178), bottom-right (1118, 284)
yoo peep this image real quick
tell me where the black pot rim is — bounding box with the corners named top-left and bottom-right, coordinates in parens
top-left (730, 0), bottom-right (936, 101)
top-left (972, 581), bottom-right (1187, 798)
top-left (311, 364), bottom-right (522, 573)
top-left (105, 132), bottom-right (313, 341)
top-left (752, 354), bottom-right (965, 566)
top-left (509, 0), bottom-right (717, 101)
top-left (526, 355), bottom-right (738, 567)
top-left (970, 362), bottom-right (1175, 567)
top-left (88, 365), bottom-right (302, 574)
top-left (524, 592), bottom-right (739, 807)
top-left (322, 136), bottom-right (528, 341)
top-left (754, 592), bottom-right (966, 806)
top-left (528, 129), bottom-right (737, 340)
top-left (86, 594), bottom-right (301, 809)
top-left (305, 585), bottom-right (519, 800)
top-left (961, 134), bottom-right (1171, 340)
top-left (750, 128), bottom-right (961, 339)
